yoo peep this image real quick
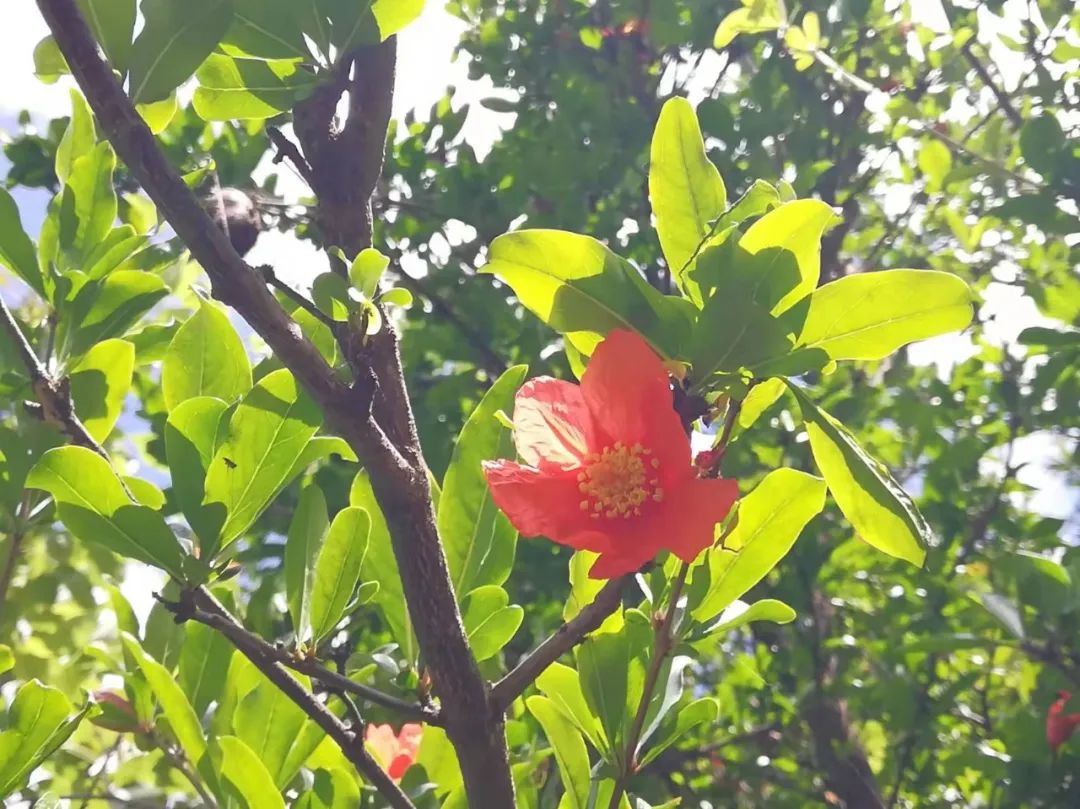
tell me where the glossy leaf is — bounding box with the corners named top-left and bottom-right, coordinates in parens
top-left (162, 298), bottom-right (252, 411)
top-left (526, 696), bottom-right (590, 809)
top-left (77, 0), bottom-right (137, 72)
top-left (0, 187), bottom-right (44, 297)
top-left (56, 89), bottom-right (95, 184)
top-left (483, 229), bottom-right (694, 360)
top-left (576, 629), bottom-right (632, 757)
top-left (69, 338), bottom-right (134, 443)
top-left (0, 646), bottom-right (12, 675)
top-left (178, 621), bottom-right (235, 718)
top-left (689, 291), bottom-right (793, 384)
top-left (295, 768), bottom-right (361, 809)
top-left (536, 663), bottom-right (606, 755)
top-left (736, 199), bottom-right (841, 315)
top-left (285, 484), bottom-right (329, 644)
top-left (0, 681), bottom-right (86, 798)
top-left (66, 270), bottom-right (168, 358)
top-left (463, 585), bottom-right (524, 661)
top-left (351, 471), bottom-right (417, 661)
top-left (441, 365), bottom-right (526, 599)
top-left (789, 385), bottom-right (930, 566)
top-left (797, 270), bottom-right (974, 360)
top-left (27, 447), bottom-right (188, 579)
top-left (564, 550), bottom-right (604, 622)
top-left (129, 0), bottom-right (235, 104)
top-left (63, 142), bottom-right (118, 263)
top-left (638, 698), bottom-right (720, 768)
top-left (695, 469), bottom-right (825, 621)
top-left (702, 598), bottom-right (797, 635)
top-left (214, 736), bottom-right (287, 809)
top-left (204, 369), bottom-right (323, 556)
top-left (194, 54), bottom-right (317, 121)
top-left (649, 97), bottom-right (727, 283)
top-left (234, 673), bottom-right (322, 788)
top-left (123, 634), bottom-right (206, 765)
top-left (224, 0), bottom-right (309, 59)
top-left (714, 2), bottom-right (783, 48)
top-left (348, 247), bottom-right (390, 299)
top-left (165, 396), bottom-right (230, 550)
top-left (372, 0), bottom-right (426, 38)
top-left (310, 507), bottom-right (370, 642)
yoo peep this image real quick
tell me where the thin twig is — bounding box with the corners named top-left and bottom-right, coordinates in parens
top-left (147, 727), bottom-right (218, 808)
top-left (267, 126), bottom-right (315, 187)
top-left (183, 589), bottom-right (418, 809)
top-left (161, 588), bottom-right (439, 725)
top-left (608, 562), bottom-right (690, 809)
top-left (0, 295), bottom-right (108, 459)
top-left (490, 576), bottom-right (628, 711)
top-left (257, 265), bottom-right (337, 328)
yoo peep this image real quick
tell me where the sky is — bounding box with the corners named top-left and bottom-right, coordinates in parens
top-left (0, 0), bottom-right (1075, 566)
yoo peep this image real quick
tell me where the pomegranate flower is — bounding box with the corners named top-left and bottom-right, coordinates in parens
top-left (483, 329), bottom-right (738, 579)
top-left (1047, 690), bottom-right (1080, 753)
top-left (365, 723), bottom-right (423, 779)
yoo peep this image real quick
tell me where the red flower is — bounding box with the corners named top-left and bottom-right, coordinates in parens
top-left (365, 723), bottom-right (423, 779)
top-left (1047, 690), bottom-right (1080, 753)
top-left (483, 330), bottom-right (738, 579)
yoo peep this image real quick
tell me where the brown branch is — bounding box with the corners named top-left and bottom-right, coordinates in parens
top-left (267, 125), bottom-right (315, 187)
top-left (162, 588), bottom-right (439, 724)
top-left (491, 576), bottom-right (628, 711)
top-left (173, 589), bottom-right (418, 809)
top-left (960, 42), bottom-right (1024, 130)
top-left (0, 294), bottom-right (109, 459)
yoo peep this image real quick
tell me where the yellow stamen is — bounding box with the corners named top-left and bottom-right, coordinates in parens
top-left (576, 443), bottom-right (663, 520)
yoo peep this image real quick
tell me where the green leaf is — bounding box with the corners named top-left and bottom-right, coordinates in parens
top-left (123, 476), bottom-right (166, 509)
top-left (65, 270), bottom-right (168, 358)
top-left (649, 97), bottom-right (727, 285)
top-left (348, 247), bottom-right (390, 299)
top-left (526, 696), bottom-right (591, 809)
top-left (33, 36), bottom-right (69, 84)
top-left (163, 298), bottom-right (252, 411)
top-left (0, 187), bottom-right (44, 297)
top-left (27, 447), bottom-right (188, 579)
top-left (123, 633), bottom-right (206, 764)
top-left (0, 645), bottom-right (12, 675)
top-left (193, 54), bottom-right (316, 120)
top-left (77, 0), bottom-right (137, 72)
top-left (69, 338), bottom-right (134, 443)
top-left (310, 507), bottom-right (370, 641)
top-left (713, 2), bottom-right (783, 48)
top-left (694, 469), bottom-right (825, 622)
top-left (137, 94), bottom-right (179, 133)
top-left (380, 287), bottom-right (413, 307)
top-left (689, 292), bottom-right (793, 384)
top-left (576, 629), bottom-right (631, 759)
top-left (536, 663), bottom-right (606, 755)
top-left (62, 141), bottom-right (118, 263)
top-left (83, 226), bottom-right (149, 280)
top-left (295, 768), bottom-right (361, 809)
top-left (312, 272), bottom-right (352, 322)
top-left (213, 736), bottom-right (287, 809)
top-left (224, 0), bottom-right (309, 59)
top-left (372, 0), bottom-right (425, 38)
top-left (789, 385), bottom-right (930, 566)
top-left (736, 199), bottom-right (841, 315)
top-left (483, 229), bottom-right (693, 360)
top-left (351, 471), bottom-right (417, 661)
top-left (129, 0), bottom-right (235, 104)
top-left (285, 484), bottom-right (329, 644)
top-left (165, 396), bottom-right (231, 550)
top-left (918, 139), bottom-right (952, 193)
top-left (637, 698), bottom-right (720, 767)
top-left (463, 585), bottom-right (524, 661)
top-left (0, 681), bottom-right (87, 798)
top-left (178, 621), bottom-right (235, 718)
top-left (1019, 113), bottom-right (1066, 176)
top-left (441, 365), bottom-right (526, 599)
top-left (234, 673), bottom-right (322, 789)
top-left (701, 598), bottom-right (796, 634)
top-left (204, 369), bottom-right (323, 556)
top-left (739, 378), bottom-right (786, 429)
top-left (564, 551), bottom-right (604, 622)
top-left (796, 270), bottom-right (974, 360)
top-left (973, 592), bottom-right (1025, 639)
top-left (56, 89), bottom-right (96, 185)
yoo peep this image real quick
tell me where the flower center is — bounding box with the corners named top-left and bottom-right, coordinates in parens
top-left (577, 441), bottom-right (663, 519)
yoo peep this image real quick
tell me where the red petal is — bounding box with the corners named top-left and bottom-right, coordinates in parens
top-left (388, 752), bottom-right (414, 780)
top-left (581, 330), bottom-right (690, 479)
top-left (484, 460), bottom-right (612, 552)
top-left (513, 377), bottom-right (595, 470)
top-left (588, 542), bottom-right (656, 579)
top-left (659, 476), bottom-right (739, 563)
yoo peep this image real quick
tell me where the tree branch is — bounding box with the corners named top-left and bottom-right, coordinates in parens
top-left (162, 588), bottom-right (439, 725)
top-left (0, 294), bottom-right (109, 458)
top-left (491, 575), bottom-right (628, 711)
top-left (172, 589), bottom-right (418, 809)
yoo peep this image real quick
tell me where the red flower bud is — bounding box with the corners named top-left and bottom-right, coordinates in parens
top-left (365, 723), bottom-right (423, 780)
top-left (1047, 691), bottom-right (1080, 753)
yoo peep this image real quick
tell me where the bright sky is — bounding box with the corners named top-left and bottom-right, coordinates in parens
top-left (0, 1), bottom-right (1074, 552)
